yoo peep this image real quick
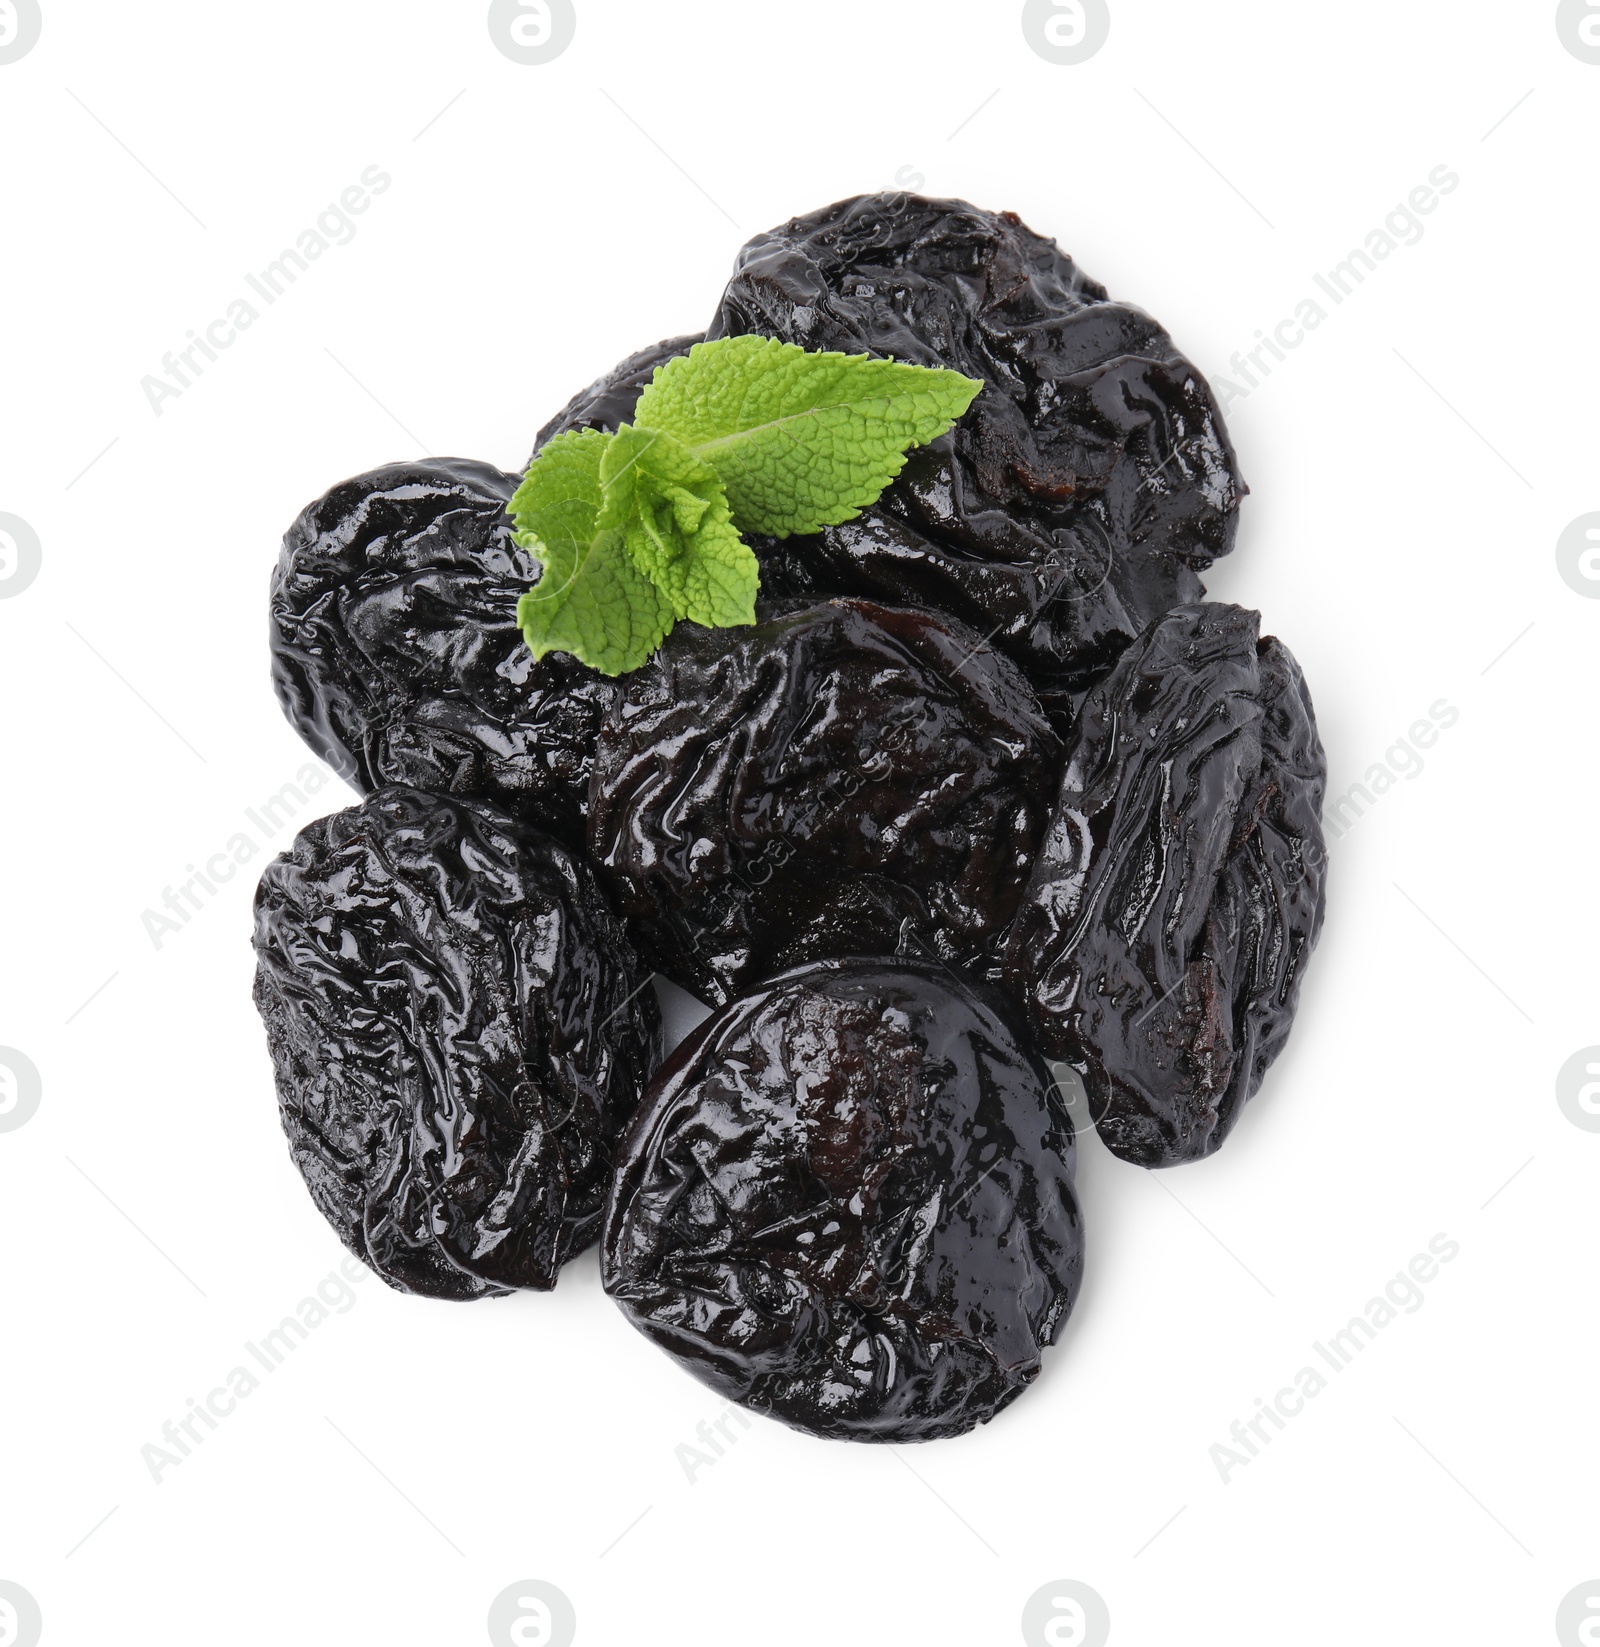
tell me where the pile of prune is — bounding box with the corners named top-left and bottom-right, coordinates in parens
top-left (255, 193), bottom-right (1326, 1443)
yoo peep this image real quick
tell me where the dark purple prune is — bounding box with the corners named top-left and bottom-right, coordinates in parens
top-left (707, 193), bottom-right (1245, 692)
top-left (602, 958), bottom-right (1084, 1442)
top-left (1003, 604), bottom-right (1327, 1167)
top-left (586, 597), bottom-right (1064, 1006)
top-left (269, 459), bottom-right (611, 845)
top-left (531, 334), bottom-right (706, 455)
top-left (251, 786), bottom-right (661, 1299)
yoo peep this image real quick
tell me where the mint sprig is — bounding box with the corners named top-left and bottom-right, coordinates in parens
top-left (511, 338), bottom-right (983, 676)
top-left (598, 425), bottom-right (753, 629)
top-left (513, 429), bottom-right (673, 678)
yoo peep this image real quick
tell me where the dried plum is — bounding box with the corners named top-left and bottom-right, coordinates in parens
top-left (586, 597), bottom-right (1064, 1005)
top-left (707, 193), bottom-right (1245, 693)
top-left (251, 785), bottom-right (661, 1298)
top-left (1003, 604), bottom-right (1326, 1167)
top-left (531, 333), bottom-right (705, 455)
top-left (270, 459), bottom-right (612, 844)
top-left (602, 959), bottom-right (1083, 1442)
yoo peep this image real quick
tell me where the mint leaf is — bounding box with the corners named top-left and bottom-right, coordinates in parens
top-left (598, 425), bottom-right (758, 629)
top-left (633, 335), bottom-right (983, 537)
top-left (510, 428), bottom-right (673, 676)
top-left (512, 337), bottom-right (979, 673)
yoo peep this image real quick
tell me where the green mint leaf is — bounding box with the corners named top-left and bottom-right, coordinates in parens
top-left (509, 428), bottom-right (673, 676)
top-left (512, 338), bottom-right (976, 673)
top-left (632, 335), bottom-right (983, 537)
top-left (598, 425), bottom-right (758, 630)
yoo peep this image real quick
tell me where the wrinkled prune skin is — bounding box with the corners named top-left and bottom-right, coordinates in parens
top-left (707, 194), bottom-right (1245, 694)
top-left (587, 597), bottom-right (1064, 1005)
top-left (1004, 604), bottom-right (1327, 1167)
top-left (531, 334), bottom-right (706, 455)
top-left (602, 959), bottom-right (1083, 1442)
top-left (252, 786), bottom-right (661, 1299)
top-left (270, 459), bottom-right (612, 845)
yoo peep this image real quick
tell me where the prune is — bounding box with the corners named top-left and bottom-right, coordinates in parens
top-left (707, 193), bottom-right (1245, 693)
top-left (1003, 604), bottom-right (1327, 1167)
top-left (531, 334), bottom-right (706, 454)
top-left (586, 596), bottom-right (1064, 1005)
top-left (270, 459), bottom-right (612, 844)
top-left (251, 785), bottom-right (661, 1298)
top-left (602, 959), bottom-right (1083, 1442)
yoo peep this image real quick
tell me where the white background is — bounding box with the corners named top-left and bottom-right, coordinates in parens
top-left (1, 3), bottom-right (1596, 1643)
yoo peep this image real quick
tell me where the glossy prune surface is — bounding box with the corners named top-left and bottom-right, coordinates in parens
top-left (602, 959), bottom-right (1083, 1442)
top-left (252, 786), bottom-right (661, 1298)
top-left (1004, 604), bottom-right (1326, 1167)
top-left (270, 459), bottom-right (611, 844)
top-left (708, 193), bottom-right (1245, 693)
top-left (531, 334), bottom-right (706, 455)
top-left (586, 597), bottom-right (1063, 1005)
